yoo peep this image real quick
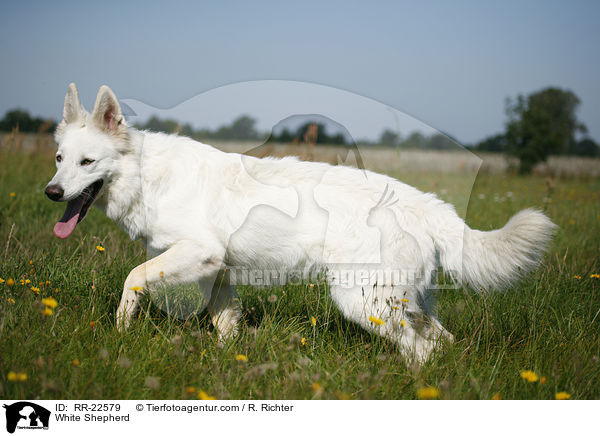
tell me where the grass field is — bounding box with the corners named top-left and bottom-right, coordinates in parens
top-left (1, 133), bottom-right (599, 400)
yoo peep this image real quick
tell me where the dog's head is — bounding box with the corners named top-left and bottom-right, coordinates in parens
top-left (46, 83), bottom-right (129, 238)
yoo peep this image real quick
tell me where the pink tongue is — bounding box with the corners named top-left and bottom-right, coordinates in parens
top-left (53, 196), bottom-right (85, 239)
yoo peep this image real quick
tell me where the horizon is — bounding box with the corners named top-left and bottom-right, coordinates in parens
top-left (1, 1), bottom-right (599, 145)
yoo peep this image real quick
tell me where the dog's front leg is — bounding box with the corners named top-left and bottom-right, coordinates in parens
top-left (116, 240), bottom-right (224, 331)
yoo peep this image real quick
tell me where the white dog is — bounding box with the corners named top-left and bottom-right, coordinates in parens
top-left (46, 84), bottom-right (556, 363)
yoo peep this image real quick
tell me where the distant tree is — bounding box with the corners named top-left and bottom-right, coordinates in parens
top-left (505, 87), bottom-right (587, 173)
top-left (569, 138), bottom-right (599, 157)
top-left (475, 133), bottom-right (508, 152)
top-left (0, 109), bottom-right (56, 133)
top-left (379, 129), bottom-right (399, 147)
top-left (293, 122), bottom-right (348, 145)
top-left (402, 131), bottom-right (426, 149)
top-left (426, 133), bottom-right (455, 150)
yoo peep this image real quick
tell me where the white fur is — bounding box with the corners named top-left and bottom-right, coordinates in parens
top-left (47, 84), bottom-right (557, 363)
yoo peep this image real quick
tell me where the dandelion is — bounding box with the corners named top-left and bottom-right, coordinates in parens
top-left (145, 376), bottom-right (160, 390)
top-left (72, 359), bottom-right (80, 366)
top-left (186, 386), bottom-right (196, 395)
top-left (9, 192), bottom-right (16, 197)
top-left (491, 393), bottom-right (502, 400)
top-left (310, 316), bottom-right (316, 327)
top-left (417, 386), bottom-right (441, 400)
top-left (400, 320), bottom-right (407, 328)
top-left (311, 382), bottom-right (324, 395)
top-left (117, 356), bottom-right (131, 368)
top-left (198, 390), bottom-right (216, 400)
top-left (7, 371), bottom-right (27, 382)
top-left (42, 296), bottom-right (58, 308)
top-left (96, 245), bottom-right (105, 252)
top-left (555, 392), bottom-right (571, 400)
top-left (521, 370), bottom-right (539, 383)
top-left (267, 294), bottom-right (277, 303)
top-left (7, 297), bottom-right (15, 304)
top-left (235, 354), bottom-right (248, 362)
top-left (129, 286), bottom-right (143, 292)
top-left (368, 316), bottom-right (385, 326)
top-left (591, 274), bottom-right (600, 279)
top-left (42, 307), bottom-right (53, 316)
top-left (6, 278), bottom-right (14, 286)
top-left (98, 348), bottom-right (109, 360)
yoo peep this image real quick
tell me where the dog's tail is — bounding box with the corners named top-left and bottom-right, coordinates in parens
top-left (432, 208), bottom-right (557, 290)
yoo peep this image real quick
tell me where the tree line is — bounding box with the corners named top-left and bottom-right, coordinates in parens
top-left (1, 86), bottom-right (598, 173)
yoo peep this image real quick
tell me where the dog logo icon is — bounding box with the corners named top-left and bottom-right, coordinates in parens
top-left (2, 402), bottom-right (50, 433)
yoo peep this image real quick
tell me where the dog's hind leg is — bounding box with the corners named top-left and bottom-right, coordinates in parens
top-left (207, 270), bottom-right (241, 342)
top-left (328, 283), bottom-right (441, 365)
top-left (116, 239), bottom-right (225, 331)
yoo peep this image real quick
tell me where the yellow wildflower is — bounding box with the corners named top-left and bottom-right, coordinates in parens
top-left (311, 382), bottom-right (324, 394)
top-left (159, 271), bottom-right (164, 279)
top-left (400, 320), bottom-right (407, 327)
top-left (401, 298), bottom-right (409, 303)
top-left (6, 278), bottom-right (14, 286)
top-left (235, 354), bottom-right (248, 362)
top-left (186, 386), bottom-right (196, 394)
top-left (309, 283), bottom-right (315, 288)
top-left (96, 245), bottom-right (105, 252)
top-left (7, 371), bottom-right (27, 382)
top-left (591, 273), bottom-right (600, 279)
top-left (368, 316), bottom-right (385, 326)
top-left (311, 316), bottom-right (316, 327)
top-left (417, 386), bottom-right (441, 400)
top-left (0, 278), bottom-right (4, 284)
top-left (42, 307), bottom-right (53, 316)
top-left (540, 376), bottom-right (547, 384)
top-left (72, 359), bottom-right (80, 366)
top-left (491, 393), bottom-right (502, 400)
top-left (573, 275), bottom-right (582, 280)
top-left (9, 192), bottom-right (16, 197)
top-left (301, 337), bottom-right (307, 346)
top-left (521, 370), bottom-right (539, 383)
top-left (24, 279), bottom-right (31, 285)
top-left (7, 297), bottom-right (15, 304)
top-left (129, 286), bottom-right (143, 292)
top-left (45, 280), bottom-right (51, 286)
top-left (555, 392), bottom-right (571, 400)
top-left (42, 297), bottom-right (58, 308)
top-left (31, 286), bottom-right (41, 294)
top-left (198, 390), bottom-right (216, 400)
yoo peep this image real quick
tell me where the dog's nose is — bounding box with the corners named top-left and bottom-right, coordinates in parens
top-left (45, 185), bottom-right (64, 201)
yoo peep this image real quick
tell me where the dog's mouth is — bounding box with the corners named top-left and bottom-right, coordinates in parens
top-left (53, 180), bottom-right (103, 239)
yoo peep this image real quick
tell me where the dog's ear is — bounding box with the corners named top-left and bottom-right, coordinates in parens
top-left (91, 85), bottom-right (125, 135)
top-left (63, 83), bottom-right (84, 124)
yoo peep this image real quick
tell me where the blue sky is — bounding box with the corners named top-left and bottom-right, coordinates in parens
top-left (1, 0), bottom-right (598, 144)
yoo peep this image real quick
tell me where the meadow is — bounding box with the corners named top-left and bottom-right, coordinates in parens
top-left (1, 133), bottom-right (599, 400)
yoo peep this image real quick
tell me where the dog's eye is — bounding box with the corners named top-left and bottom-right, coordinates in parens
top-left (80, 158), bottom-right (95, 166)
top-left (56, 155), bottom-right (62, 162)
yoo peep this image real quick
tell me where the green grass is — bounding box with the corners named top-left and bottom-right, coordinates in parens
top-left (1, 137), bottom-right (599, 400)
